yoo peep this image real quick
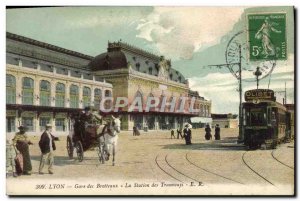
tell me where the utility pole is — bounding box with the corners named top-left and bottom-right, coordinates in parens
top-left (238, 45), bottom-right (243, 143)
top-left (276, 82), bottom-right (287, 104)
top-left (285, 82), bottom-right (287, 104)
top-left (207, 45), bottom-right (243, 143)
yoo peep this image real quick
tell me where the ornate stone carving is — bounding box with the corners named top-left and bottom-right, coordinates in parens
top-left (158, 56), bottom-right (170, 80)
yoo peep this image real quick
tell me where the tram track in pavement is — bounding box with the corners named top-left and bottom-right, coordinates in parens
top-left (185, 152), bottom-right (245, 185)
top-left (155, 153), bottom-right (203, 185)
top-left (271, 149), bottom-right (294, 170)
top-left (242, 151), bottom-right (275, 186)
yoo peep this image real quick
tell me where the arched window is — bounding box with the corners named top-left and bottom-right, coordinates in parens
top-left (105, 90), bottom-right (111, 97)
top-left (136, 91), bottom-right (143, 103)
top-left (82, 86), bottom-right (91, 108)
top-left (178, 76), bottom-right (182, 82)
top-left (6, 74), bottom-right (16, 104)
top-left (170, 74), bottom-right (173, 80)
top-left (207, 105), bottom-right (210, 117)
top-left (55, 83), bottom-right (65, 107)
top-left (40, 80), bottom-right (51, 106)
top-left (136, 63), bottom-right (140, 71)
top-left (167, 96), bottom-right (175, 111)
top-left (104, 90), bottom-right (112, 110)
top-left (94, 88), bottom-right (102, 109)
top-left (148, 93), bottom-right (156, 112)
top-left (70, 85), bottom-right (79, 108)
top-left (22, 77), bottom-right (34, 105)
top-left (158, 94), bottom-right (165, 112)
top-left (177, 97), bottom-right (183, 111)
top-left (200, 105), bottom-right (204, 116)
top-left (149, 67), bottom-right (153, 75)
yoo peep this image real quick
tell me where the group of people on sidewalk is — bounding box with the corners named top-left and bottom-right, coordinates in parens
top-left (170, 124), bottom-right (221, 145)
top-left (6, 124), bottom-right (57, 177)
top-left (205, 124), bottom-right (221, 140)
top-left (7, 106), bottom-right (103, 178)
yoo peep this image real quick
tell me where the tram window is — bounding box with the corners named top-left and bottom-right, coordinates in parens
top-left (243, 108), bottom-right (246, 126)
top-left (250, 108), bottom-right (267, 126)
top-left (246, 111), bottom-right (250, 125)
top-left (267, 108), bottom-right (271, 124)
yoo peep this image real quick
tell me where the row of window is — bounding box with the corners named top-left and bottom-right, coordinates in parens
top-left (6, 74), bottom-right (111, 108)
top-left (135, 91), bottom-right (210, 115)
top-left (135, 65), bottom-right (182, 82)
top-left (6, 116), bottom-right (67, 133)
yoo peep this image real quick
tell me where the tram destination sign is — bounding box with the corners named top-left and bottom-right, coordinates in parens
top-left (245, 89), bottom-right (275, 101)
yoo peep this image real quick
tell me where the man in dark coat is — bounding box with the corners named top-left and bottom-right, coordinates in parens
top-left (79, 106), bottom-right (102, 140)
top-left (205, 124), bottom-right (212, 140)
top-left (39, 124), bottom-right (56, 174)
top-left (183, 124), bottom-right (192, 145)
top-left (214, 124), bottom-right (221, 140)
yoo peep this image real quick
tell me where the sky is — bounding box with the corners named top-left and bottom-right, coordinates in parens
top-left (6, 6), bottom-right (295, 114)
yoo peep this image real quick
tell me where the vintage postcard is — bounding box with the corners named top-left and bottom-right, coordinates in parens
top-left (5, 6), bottom-right (295, 196)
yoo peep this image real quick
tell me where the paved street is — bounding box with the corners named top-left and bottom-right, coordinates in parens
top-left (7, 128), bottom-right (294, 195)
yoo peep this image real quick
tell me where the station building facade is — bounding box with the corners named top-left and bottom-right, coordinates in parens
top-left (6, 32), bottom-right (211, 134)
top-left (89, 41), bottom-right (212, 130)
top-left (6, 32), bottom-right (113, 136)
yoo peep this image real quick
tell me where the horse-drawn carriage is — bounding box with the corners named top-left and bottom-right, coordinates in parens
top-left (66, 111), bottom-right (121, 165)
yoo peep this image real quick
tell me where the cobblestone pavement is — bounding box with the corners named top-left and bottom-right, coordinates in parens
top-left (7, 128), bottom-right (294, 195)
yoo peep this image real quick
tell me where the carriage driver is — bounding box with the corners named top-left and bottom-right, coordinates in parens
top-left (81, 106), bottom-right (102, 124)
top-left (79, 106), bottom-right (102, 139)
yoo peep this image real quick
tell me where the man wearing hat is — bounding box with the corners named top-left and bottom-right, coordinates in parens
top-left (38, 123), bottom-right (56, 174)
top-left (79, 106), bottom-right (102, 140)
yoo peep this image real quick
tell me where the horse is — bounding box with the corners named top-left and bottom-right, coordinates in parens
top-left (98, 115), bottom-right (121, 166)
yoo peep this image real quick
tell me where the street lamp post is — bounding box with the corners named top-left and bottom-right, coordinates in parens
top-left (254, 67), bottom-right (262, 89)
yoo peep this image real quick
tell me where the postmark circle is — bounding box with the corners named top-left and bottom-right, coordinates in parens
top-left (225, 30), bottom-right (276, 82)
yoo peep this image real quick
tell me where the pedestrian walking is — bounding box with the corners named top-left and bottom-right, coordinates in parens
top-left (170, 130), bottom-right (175, 139)
top-left (204, 124), bottom-right (212, 140)
top-left (177, 127), bottom-right (183, 139)
top-left (183, 124), bottom-right (192, 145)
top-left (12, 125), bottom-right (33, 175)
top-left (214, 124), bottom-right (221, 140)
top-left (39, 124), bottom-right (56, 175)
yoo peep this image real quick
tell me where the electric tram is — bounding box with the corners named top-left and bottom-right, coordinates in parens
top-left (242, 89), bottom-right (293, 149)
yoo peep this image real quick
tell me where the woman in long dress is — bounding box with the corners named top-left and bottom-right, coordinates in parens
top-left (12, 125), bottom-right (33, 175)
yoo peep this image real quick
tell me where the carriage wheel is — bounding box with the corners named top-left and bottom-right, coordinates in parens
top-left (67, 136), bottom-right (73, 159)
top-left (75, 141), bottom-right (84, 162)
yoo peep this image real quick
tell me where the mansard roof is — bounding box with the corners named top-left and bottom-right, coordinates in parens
top-left (107, 41), bottom-right (160, 60)
top-left (88, 50), bottom-right (128, 71)
top-left (88, 41), bottom-right (186, 84)
top-left (6, 32), bottom-right (94, 61)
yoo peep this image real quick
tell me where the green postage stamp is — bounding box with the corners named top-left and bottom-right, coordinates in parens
top-left (248, 13), bottom-right (287, 61)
